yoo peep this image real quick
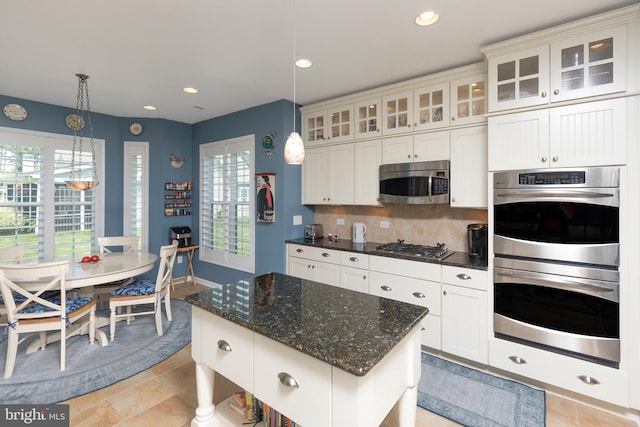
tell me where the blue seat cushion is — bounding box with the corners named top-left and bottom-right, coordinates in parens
top-left (18, 297), bottom-right (94, 315)
top-left (0, 291), bottom-right (61, 305)
top-left (109, 279), bottom-right (156, 297)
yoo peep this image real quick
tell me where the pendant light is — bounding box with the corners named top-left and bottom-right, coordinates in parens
top-left (283, 1), bottom-right (305, 165)
top-left (65, 73), bottom-right (99, 191)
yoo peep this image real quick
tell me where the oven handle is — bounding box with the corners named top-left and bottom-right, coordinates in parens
top-left (428, 175), bottom-right (432, 202)
top-left (495, 191), bottom-right (615, 199)
top-left (496, 270), bottom-right (618, 302)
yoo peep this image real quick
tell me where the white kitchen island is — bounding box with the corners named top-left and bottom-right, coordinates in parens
top-left (186, 272), bottom-right (428, 427)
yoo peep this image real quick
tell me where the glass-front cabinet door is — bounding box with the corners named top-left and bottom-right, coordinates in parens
top-left (326, 104), bottom-right (354, 143)
top-left (354, 98), bottom-right (381, 139)
top-left (549, 25), bottom-right (626, 102)
top-left (488, 45), bottom-right (549, 112)
top-left (450, 74), bottom-right (487, 126)
top-left (413, 83), bottom-right (449, 131)
top-left (382, 91), bottom-right (413, 135)
top-left (303, 112), bottom-right (326, 147)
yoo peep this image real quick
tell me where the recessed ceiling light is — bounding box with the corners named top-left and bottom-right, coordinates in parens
top-left (183, 87), bottom-right (199, 94)
top-left (295, 58), bottom-right (312, 69)
top-left (143, 105), bottom-right (157, 111)
top-left (415, 11), bottom-right (439, 26)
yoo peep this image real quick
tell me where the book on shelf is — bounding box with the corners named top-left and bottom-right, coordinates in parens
top-left (256, 398), bottom-right (298, 427)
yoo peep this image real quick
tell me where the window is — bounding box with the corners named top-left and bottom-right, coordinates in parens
top-left (123, 142), bottom-right (148, 252)
top-left (0, 128), bottom-right (104, 263)
top-left (200, 135), bottom-right (254, 273)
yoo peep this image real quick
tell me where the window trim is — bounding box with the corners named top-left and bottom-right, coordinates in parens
top-left (123, 141), bottom-right (149, 252)
top-left (199, 134), bottom-right (255, 273)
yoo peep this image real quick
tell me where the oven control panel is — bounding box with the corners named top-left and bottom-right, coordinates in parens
top-left (518, 171), bottom-right (586, 185)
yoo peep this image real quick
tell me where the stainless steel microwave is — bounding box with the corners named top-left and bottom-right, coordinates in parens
top-left (378, 160), bottom-right (449, 204)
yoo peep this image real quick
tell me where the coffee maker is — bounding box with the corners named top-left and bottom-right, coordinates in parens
top-left (467, 223), bottom-right (488, 263)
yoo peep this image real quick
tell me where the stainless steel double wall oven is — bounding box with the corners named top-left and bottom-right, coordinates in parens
top-left (493, 167), bottom-right (620, 367)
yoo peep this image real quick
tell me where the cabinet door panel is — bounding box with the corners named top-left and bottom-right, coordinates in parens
top-left (441, 284), bottom-right (487, 363)
top-left (340, 266), bottom-right (368, 293)
top-left (382, 135), bottom-right (413, 164)
top-left (287, 257), bottom-right (312, 280)
top-left (327, 144), bottom-right (355, 204)
top-left (413, 83), bottom-right (450, 131)
top-left (302, 148), bottom-right (328, 204)
top-left (413, 130), bottom-right (450, 162)
top-left (313, 260), bottom-right (340, 286)
top-left (488, 110), bottom-right (549, 171)
top-left (450, 126), bottom-right (487, 208)
top-left (450, 74), bottom-right (487, 125)
top-left (354, 140), bottom-right (382, 205)
top-left (355, 98), bottom-right (382, 139)
top-left (382, 92), bottom-right (413, 135)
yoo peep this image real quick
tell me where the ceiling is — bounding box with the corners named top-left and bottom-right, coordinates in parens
top-left (0, 1), bottom-right (635, 124)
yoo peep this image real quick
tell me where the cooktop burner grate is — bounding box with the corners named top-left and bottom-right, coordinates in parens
top-left (373, 240), bottom-right (453, 261)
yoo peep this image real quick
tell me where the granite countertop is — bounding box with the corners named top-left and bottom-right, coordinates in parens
top-left (185, 272), bottom-right (428, 377)
top-left (286, 238), bottom-right (488, 271)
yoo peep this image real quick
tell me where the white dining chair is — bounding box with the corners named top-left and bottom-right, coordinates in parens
top-left (93, 236), bottom-right (140, 308)
top-left (108, 241), bottom-right (178, 341)
top-left (0, 245), bottom-right (25, 316)
top-left (0, 261), bottom-right (96, 378)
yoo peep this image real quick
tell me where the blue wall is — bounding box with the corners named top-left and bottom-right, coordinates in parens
top-left (0, 95), bottom-right (313, 283)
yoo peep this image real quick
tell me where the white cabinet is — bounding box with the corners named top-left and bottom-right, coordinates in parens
top-left (450, 126), bottom-right (487, 208)
top-left (485, 23), bottom-right (629, 112)
top-left (382, 131), bottom-right (450, 165)
top-left (489, 98), bottom-right (627, 171)
top-left (354, 98), bottom-right (382, 139)
top-left (302, 144), bottom-right (355, 205)
top-left (354, 139), bottom-right (382, 205)
top-left (287, 244), bottom-right (340, 286)
top-left (450, 74), bottom-right (487, 126)
top-left (340, 251), bottom-right (369, 293)
top-left (382, 91), bottom-right (413, 135)
top-left (441, 266), bottom-right (488, 364)
top-left (413, 83), bottom-right (449, 131)
top-left (303, 104), bottom-right (354, 147)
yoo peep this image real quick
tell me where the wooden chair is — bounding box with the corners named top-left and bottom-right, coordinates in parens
top-left (0, 245), bottom-right (25, 316)
top-left (108, 241), bottom-right (178, 341)
top-left (93, 236), bottom-right (140, 308)
top-left (0, 261), bottom-right (96, 378)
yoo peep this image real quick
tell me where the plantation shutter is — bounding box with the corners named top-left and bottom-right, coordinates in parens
top-left (124, 142), bottom-right (148, 252)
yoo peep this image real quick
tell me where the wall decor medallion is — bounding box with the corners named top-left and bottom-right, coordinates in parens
top-left (129, 121), bottom-right (143, 135)
top-left (3, 103), bottom-right (27, 121)
top-left (65, 113), bottom-right (85, 130)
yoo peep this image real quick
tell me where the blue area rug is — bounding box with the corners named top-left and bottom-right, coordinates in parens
top-left (0, 299), bottom-right (192, 404)
top-left (418, 353), bottom-right (545, 427)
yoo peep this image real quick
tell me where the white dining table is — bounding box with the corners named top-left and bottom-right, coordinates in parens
top-left (23, 252), bottom-right (158, 351)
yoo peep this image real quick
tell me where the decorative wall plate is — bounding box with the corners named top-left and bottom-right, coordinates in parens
top-left (65, 113), bottom-right (85, 130)
top-left (129, 121), bottom-right (143, 135)
top-left (3, 103), bottom-right (27, 121)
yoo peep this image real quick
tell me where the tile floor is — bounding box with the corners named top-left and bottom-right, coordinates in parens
top-left (61, 283), bottom-right (637, 426)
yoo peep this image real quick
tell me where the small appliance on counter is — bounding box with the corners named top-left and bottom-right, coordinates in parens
top-left (467, 223), bottom-right (488, 263)
top-left (352, 222), bottom-right (367, 244)
top-left (170, 226), bottom-right (192, 248)
top-left (304, 224), bottom-right (323, 241)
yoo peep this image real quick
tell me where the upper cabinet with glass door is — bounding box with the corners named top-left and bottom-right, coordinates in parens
top-left (382, 91), bottom-right (413, 135)
top-left (450, 74), bottom-right (487, 125)
top-left (483, 4), bottom-right (637, 113)
top-left (413, 83), bottom-right (450, 131)
top-left (302, 104), bottom-right (354, 147)
top-left (354, 98), bottom-right (382, 139)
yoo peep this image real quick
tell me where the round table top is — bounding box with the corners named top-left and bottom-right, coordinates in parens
top-left (65, 252), bottom-right (158, 288)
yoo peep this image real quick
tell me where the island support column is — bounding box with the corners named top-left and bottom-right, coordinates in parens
top-left (192, 363), bottom-right (217, 427)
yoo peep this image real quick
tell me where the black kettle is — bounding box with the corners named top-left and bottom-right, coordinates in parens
top-left (467, 224), bottom-right (488, 263)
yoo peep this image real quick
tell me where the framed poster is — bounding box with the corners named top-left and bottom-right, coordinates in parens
top-left (256, 173), bottom-right (275, 223)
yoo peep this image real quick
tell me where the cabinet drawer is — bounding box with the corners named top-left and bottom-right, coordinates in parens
top-left (254, 334), bottom-right (331, 427)
top-left (442, 266), bottom-right (488, 291)
top-left (340, 251), bottom-right (369, 269)
top-left (199, 313), bottom-right (253, 392)
top-left (369, 271), bottom-right (441, 315)
top-left (288, 244), bottom-right (340, 264)
top-left (369, 255), bottom-right (441, 281)
top-left (489, 338), bottom-right (629, 407)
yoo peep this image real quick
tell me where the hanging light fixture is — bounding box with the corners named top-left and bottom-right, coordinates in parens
top-left (65, 73), bottom-right (99, 191)
top-left (283, 1), bottom-right (305, 165)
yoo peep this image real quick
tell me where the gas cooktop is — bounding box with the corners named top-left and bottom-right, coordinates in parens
top-left (372, 240), bottom-right (453, 261)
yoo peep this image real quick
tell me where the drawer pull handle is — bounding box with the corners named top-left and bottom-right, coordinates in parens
top-left (508, 355), bottom-right (526, 364)
top-left (456, 273), bottom-right (471, 280)
top-left (412, 292), bottom-right (425, 299)
top-left (322, 252), bottom-right (330, 257)
top-left (278, 372), bottom-right (300, 388)
top-left (349, 256), bottom-right (359, 262)
top-left (217, 340), bottom-right (232, 352)
top-left (381, 285), bottom-right (392, 292)
top-left (577, 375), bottom-right (600, 385)
top-left (296, 248), bottom-right (303, 253)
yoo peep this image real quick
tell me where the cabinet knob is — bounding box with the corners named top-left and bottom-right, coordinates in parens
top-left (541, 156), bottom-right (548, 163)
top-left (508, 355), bottom-right (527, 364)
top-left (577, 375), bottom-right (600, 385)
top-left (541, 91), bottom-right (547, 98)
top-left (278, 372), bottom-right (300, 388)
top-left (363, 275), bottom-right (367, 279)
top-left (553, 89), bottom-right (560, 95)
top-left (407, 154), bottom-right (411, 158)
top-left (307, 264), bottom-right (311, 268)
top-left (217, 340), bottom-right (232, 352)
top-left (381, 285), bottom-right (392, 292)
top-left (552, 156), bottom-right (559, 162)
top-left (414, 154), bottom-right (418, 158)
top-left (451, 116), bottom-right (456, 121)
top-left (349, 257), bottom-right (359, 262)
top-left (451, 197), bottom-right (456, 203)
top-left (442, 290), bottom-right (447, 296)
top-left (412, 292), bottom-right (425, 299)
top-left (456, 273), bottom-right (471, 280)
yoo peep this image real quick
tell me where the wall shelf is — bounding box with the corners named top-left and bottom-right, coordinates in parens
top-left (165, 181), bottom-right (191, 216)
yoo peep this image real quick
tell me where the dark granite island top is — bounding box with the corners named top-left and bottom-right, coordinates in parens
top-left (185, 272), bottom-right (428, 376)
